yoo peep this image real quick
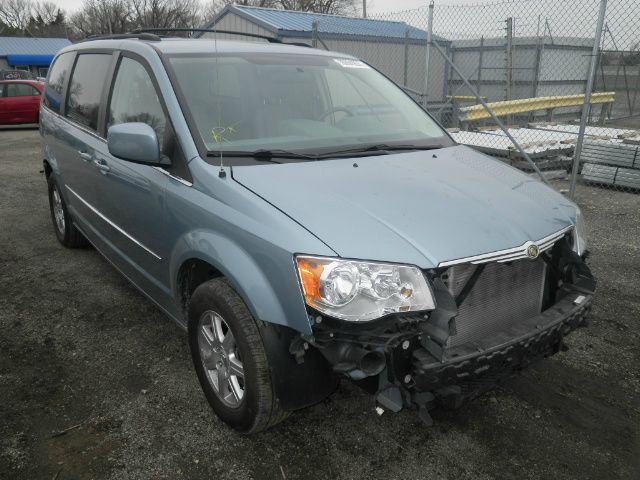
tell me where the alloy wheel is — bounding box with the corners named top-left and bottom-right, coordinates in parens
top-left (52, 186), bottom-right (65, 234)
top-left (197, 310), bottom-right (245, 408)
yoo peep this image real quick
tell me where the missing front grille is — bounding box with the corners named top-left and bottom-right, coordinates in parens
top-left (444, 259), bottom-right (547, 348)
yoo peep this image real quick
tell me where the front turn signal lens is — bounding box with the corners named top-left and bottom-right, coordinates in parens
top-left (297, 257), bottom-right (324, 307)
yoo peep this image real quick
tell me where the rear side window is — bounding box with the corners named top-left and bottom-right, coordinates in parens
top-left (44, 52), bottom-right (73, 113)
top-left (7, 83), bottom-right (39, 97)
top-left (66, 54), bottom-right (112, 131)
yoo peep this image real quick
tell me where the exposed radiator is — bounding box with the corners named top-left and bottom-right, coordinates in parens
top-left (444, 259), bottom-right (547, 348)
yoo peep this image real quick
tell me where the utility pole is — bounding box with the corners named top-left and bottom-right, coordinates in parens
top-left (363, 0), bottom-right (367, 18)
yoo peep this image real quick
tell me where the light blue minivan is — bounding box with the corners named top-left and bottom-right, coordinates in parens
top-left (40, 31), bottom-right (596, 433)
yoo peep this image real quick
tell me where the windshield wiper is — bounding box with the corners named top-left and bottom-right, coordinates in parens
top-left (206, 144), bottom-right (445, 162)
top-left (206, 149), bottom-right (318, 162)
top-left (314, 143), bottom-right (445, 159)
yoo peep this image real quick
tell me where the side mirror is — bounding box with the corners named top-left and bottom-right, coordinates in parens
top-left (107, 122), bottom-right (166, 165)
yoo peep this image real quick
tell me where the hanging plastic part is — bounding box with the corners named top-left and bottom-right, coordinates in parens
top-left (376, 386), bottom-right (403, 413)
top-left (413, 391), bottom-right (436, 427)
top-left (418, 405), bottom-right (434, 427)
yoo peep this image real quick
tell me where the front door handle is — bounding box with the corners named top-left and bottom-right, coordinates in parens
top-left (94, 158), bottom-right (110, 174)
top-left (79, 151), bottom-right (92, 162)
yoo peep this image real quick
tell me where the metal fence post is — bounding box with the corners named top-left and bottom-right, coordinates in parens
top-left (477, 36), bottom-right (484, 101)
top-left (424, 0), bottom-right (434, 106)
top-left (568, 0), bottom-right (608, 199)
top-left (312, 21), bottom-right (318, 48)
top-left (505, 17), bottom-right (513, 102)
top-left (404, 29), bottom-right (410, 87)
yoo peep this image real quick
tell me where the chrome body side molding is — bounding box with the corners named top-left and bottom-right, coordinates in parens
top-left (65, 185), bottom-right (162, 261)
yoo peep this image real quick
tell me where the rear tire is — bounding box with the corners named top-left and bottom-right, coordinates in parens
top-left (47, 175), bottom-right (88, 248)
top-left (188, 278), bottom-right (289, 433)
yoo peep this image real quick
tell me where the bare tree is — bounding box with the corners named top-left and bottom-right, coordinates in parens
top-left (0, 0), bottom-right (67, 36)
top-left (279, 0), bottom-right (356, 15)
top-left (0, 0), bottom-right (33, 31)
top-left (70, 0), bottom-right (132, 36)
top-left (32, 1), bottom-right (62, 24)
top-left (130, 0), bottom-right (203, 30)
top-left (70, 0), bottom-right (205, 37)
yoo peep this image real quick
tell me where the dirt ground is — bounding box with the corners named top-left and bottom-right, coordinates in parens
top-left (1, 127), bottom-right (638, 480)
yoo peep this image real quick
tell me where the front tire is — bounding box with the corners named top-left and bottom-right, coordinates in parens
top-left (188, 278), bottom-right (289, 433)
top-left (47, 175), bottom-right (88, 248)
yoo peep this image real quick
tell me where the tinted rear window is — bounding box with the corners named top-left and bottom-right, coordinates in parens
top-left (66, 54), bottom-right (112, 131)
top-left (44, 52), bottom-right (74, 113)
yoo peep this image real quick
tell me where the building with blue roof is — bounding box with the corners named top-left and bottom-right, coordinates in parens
top-left (0, 36), bottom-right (71, 79)
top-left (200, 5), bottom-right (450, 102)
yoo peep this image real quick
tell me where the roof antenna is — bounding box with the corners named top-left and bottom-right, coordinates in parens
top-left (212, 21), bottom-right (226, 178)
top-left (218, 158), bottom-right (226, 178)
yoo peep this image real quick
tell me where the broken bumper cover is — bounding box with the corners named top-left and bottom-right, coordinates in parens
top-left (412, 290), bottom-right (593, 395)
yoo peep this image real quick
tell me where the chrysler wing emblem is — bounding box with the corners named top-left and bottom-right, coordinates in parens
top-left (526, 243), bottom-right (540, 259)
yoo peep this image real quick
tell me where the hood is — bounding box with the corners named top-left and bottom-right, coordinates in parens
top-left (231, 145), bottom-right (577, 268)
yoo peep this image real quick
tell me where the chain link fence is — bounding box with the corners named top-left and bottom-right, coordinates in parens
top-left (307, 0), bottom-right (640, 195)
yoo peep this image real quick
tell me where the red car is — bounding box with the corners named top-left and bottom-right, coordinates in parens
top-left (0, 80), bottom-right (44, 125)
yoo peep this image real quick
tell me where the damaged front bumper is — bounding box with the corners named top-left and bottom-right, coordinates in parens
top-left (411, 290), bottom-right (592, 414)
top-left (295, 241), bottom-right (596, 424)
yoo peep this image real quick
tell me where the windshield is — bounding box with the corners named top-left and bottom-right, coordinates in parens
top-left (167, 52), bottom-right (452, 156)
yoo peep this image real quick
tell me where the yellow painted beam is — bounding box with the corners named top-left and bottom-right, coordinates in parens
top-left (447, 95), bottom-right (486, 102)
top-left (459, 92), bottom-right (616, 121)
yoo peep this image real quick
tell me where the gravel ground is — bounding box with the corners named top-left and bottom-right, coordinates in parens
top-left (1, 127), bottom-right (639, 480)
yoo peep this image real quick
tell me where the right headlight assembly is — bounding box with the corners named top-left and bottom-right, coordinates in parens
top-left (295, 256), bottom-right (436, 322)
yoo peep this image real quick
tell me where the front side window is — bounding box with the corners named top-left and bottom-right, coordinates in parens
top-left (7, 83), bottom-right (39, 97)
top-left (167, 53), bottom-right (451, 157)
top-left (66, 53), bottom-right (112, 131)
top-left (108, 56), bottom-right (167, 146)
top-left (44, 52), bottom-right (74, 113)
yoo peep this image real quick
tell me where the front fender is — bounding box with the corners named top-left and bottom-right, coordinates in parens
top-left (169, 229), bottom-right (314, 335)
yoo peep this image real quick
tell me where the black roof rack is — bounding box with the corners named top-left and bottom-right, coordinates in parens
top-left (132, 28), bottom-right (312, 47)
top-left (81, 28), bottom-right (313, 48)
top-left (81, 32), bottom-right (162, 43)
top-left (131, 28), bottom-right (283, 43)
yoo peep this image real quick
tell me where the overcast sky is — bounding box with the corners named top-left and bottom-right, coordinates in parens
top-left (49, 0), bottom-right (480, 15)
